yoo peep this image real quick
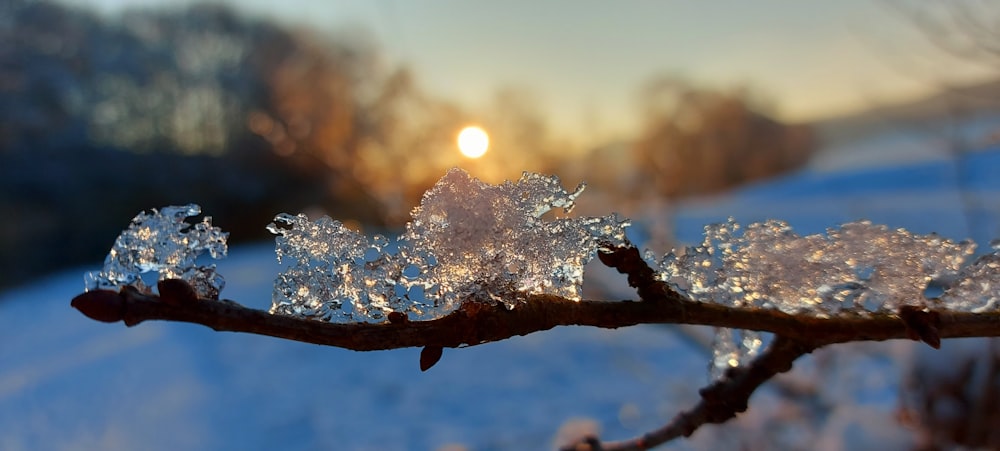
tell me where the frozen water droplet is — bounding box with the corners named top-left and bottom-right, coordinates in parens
top-left (84, 204), bottom-right (228, 299)
top-left (408, 284), bottom-right (425, 302)
top-left (402, 264), bottom-right (421, 279)
top-left (710, 328), bottom-right (764, 380)
top-left (364, 247), bottom-right (380, 263)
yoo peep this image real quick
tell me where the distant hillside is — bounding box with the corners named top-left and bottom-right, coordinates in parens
top-left (814, 78), bottom-right (1000, 145)
top-left (807, 78), bottom-right (1000, 172)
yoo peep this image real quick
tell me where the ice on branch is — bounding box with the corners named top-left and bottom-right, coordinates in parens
top-left (85, 204), bottom-right (228, 299)
top-left (658, 219), bottom-right (975, 315)
top-left (940, 249), bottom-right (1000, 313)
top-left (406, 169), bottom-right (630, 305)
top-left (266, 213), bottom-right (428, 322)
top-left (657, 219), bottom-right (978, 379)
top-left (711, 328), bottom-right (764, 380)
top-left (268, 168), bottom-right (630, 323)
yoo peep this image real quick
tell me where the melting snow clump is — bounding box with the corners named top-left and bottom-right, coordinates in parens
top-left (940, 248), bottom-right (1000, 313)
top-left (656, 218), bottom-right (977, 378)
top-left (85, 204), bottom-right (229, 299)
top-left (266, 213), bottom-right (431, 322)
top-left (658, 219), bottom-right (975, 314)
top-left (268, 168), bottom-right (630, 322)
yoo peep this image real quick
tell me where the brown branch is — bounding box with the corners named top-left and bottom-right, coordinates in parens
top-left (70, 246), bottom-right (1000, 450)
top-left (562, 335), bottom-right (814, 451)
top-left (71, 274), bottom-right (1000, 352)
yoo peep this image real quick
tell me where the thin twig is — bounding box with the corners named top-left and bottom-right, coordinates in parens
top-left (562, 336), bottom-right (815, 451)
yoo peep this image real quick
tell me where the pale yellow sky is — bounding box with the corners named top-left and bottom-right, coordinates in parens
top-left (69, 0), bottom-right (997, 143)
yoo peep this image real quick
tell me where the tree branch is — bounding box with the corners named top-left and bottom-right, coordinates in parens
top-left (561, 335), bottom-right (814, 451)
top-left (71, 252), bottom-right (1000, 352)
top-left (69, 245), bottom-right (1000, 449)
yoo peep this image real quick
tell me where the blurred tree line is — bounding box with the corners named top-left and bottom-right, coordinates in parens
top-left (631, 77), bottom-right (813, 199)
top-left (0, 0), bottom-right (813, 288)
top-left (2, 0), bottom-right (415, 287)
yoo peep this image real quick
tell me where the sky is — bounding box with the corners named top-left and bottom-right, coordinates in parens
top-left (63, 0), bottom-right (997, 142)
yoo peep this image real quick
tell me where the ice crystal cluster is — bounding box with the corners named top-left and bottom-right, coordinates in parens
top-left (940, 244), bottom-right (1000, 313)
top-left (267, 213), bottom-right (431, 322)
top-left (85, 204), bottom-right (228, 299)
top-left (656, 219), bottom-right (990, 379)
top-left (659, 219), bottom-right (976, 314)
top-left (268, 168), bottom-right (630, 322)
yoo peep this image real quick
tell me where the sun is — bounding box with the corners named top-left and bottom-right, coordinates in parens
top-left (457, 126), bottom-right (489, 159)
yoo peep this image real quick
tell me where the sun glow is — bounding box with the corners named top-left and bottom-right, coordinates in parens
top-left (457, 126), bottom-right (489, 159)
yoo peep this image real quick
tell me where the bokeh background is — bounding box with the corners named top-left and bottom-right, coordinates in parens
top-left (2, 1), bottom-right (1000, 449)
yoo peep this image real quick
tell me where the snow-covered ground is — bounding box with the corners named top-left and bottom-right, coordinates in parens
top-left (672, 145), bottom-right (1000, 248)
top-left (2, 127), bottom-right (999, 449)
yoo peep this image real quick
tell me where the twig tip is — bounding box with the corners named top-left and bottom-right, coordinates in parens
top-left (71, 290), bottom-right (125, 323)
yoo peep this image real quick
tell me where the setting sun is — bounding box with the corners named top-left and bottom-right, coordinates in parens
top-left (457, 126), bottom-right (489, 159)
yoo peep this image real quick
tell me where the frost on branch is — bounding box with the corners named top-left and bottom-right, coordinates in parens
top-left (84, 204), bottom-right (228, 299)
top-left (658, 219), bottom-right (975, 314)
top-left (940, 248), bottom-right (1000, 313)
top-left (656, 219), bottom-right (978, 379)
top-left (405, 169), bottom-right (629, 306)
top-left (266, 213), bottom-right (431, 322)
top-left (268, 168), bottom-right (630, 322)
